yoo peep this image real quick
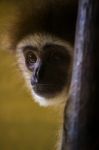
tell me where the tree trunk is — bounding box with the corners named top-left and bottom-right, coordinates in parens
top-left (61, 0), bottom-right (99, 150)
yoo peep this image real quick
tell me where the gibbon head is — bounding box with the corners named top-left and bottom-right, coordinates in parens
top-left (3, 0), bottom-right (77, 106)
top-left (16, 33), bottom-right (73, 106)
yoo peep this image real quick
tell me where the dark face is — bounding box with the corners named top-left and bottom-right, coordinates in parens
top-left (23, 44), bottom-right (71, 98)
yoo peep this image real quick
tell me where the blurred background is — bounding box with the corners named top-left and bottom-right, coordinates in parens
top-left (0, 1), bottom-right (62, 150)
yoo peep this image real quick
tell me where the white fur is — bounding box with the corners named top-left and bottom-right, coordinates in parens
top-left (16, 33), bottom-right (73, 106)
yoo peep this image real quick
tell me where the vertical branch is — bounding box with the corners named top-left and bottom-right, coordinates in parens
top-left (61, 0), bottom-right (99, 150)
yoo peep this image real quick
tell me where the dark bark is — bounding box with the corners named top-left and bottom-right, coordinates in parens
top-left (61, 0), bottom-right (99, 150)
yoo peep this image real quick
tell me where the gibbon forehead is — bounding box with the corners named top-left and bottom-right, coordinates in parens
top-left (16, 33), bottom-right (73, 106)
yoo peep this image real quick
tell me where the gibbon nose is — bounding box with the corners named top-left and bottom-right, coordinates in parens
top-left (31, 67), bottom-right (40, 85)
top-left (31, 62), bottom-right (42, 85)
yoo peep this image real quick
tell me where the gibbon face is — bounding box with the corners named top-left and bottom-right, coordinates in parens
top-left (16, 34), bottom-right (73, 106)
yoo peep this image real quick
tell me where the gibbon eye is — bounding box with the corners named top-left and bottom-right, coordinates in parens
top-left (24, 50), bottom-right (37, 70)
top-left (26, 50), bottom-right (37, 63)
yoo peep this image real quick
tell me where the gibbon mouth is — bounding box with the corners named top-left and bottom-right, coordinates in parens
top-left (32, 84), bottom-right (64, 98)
